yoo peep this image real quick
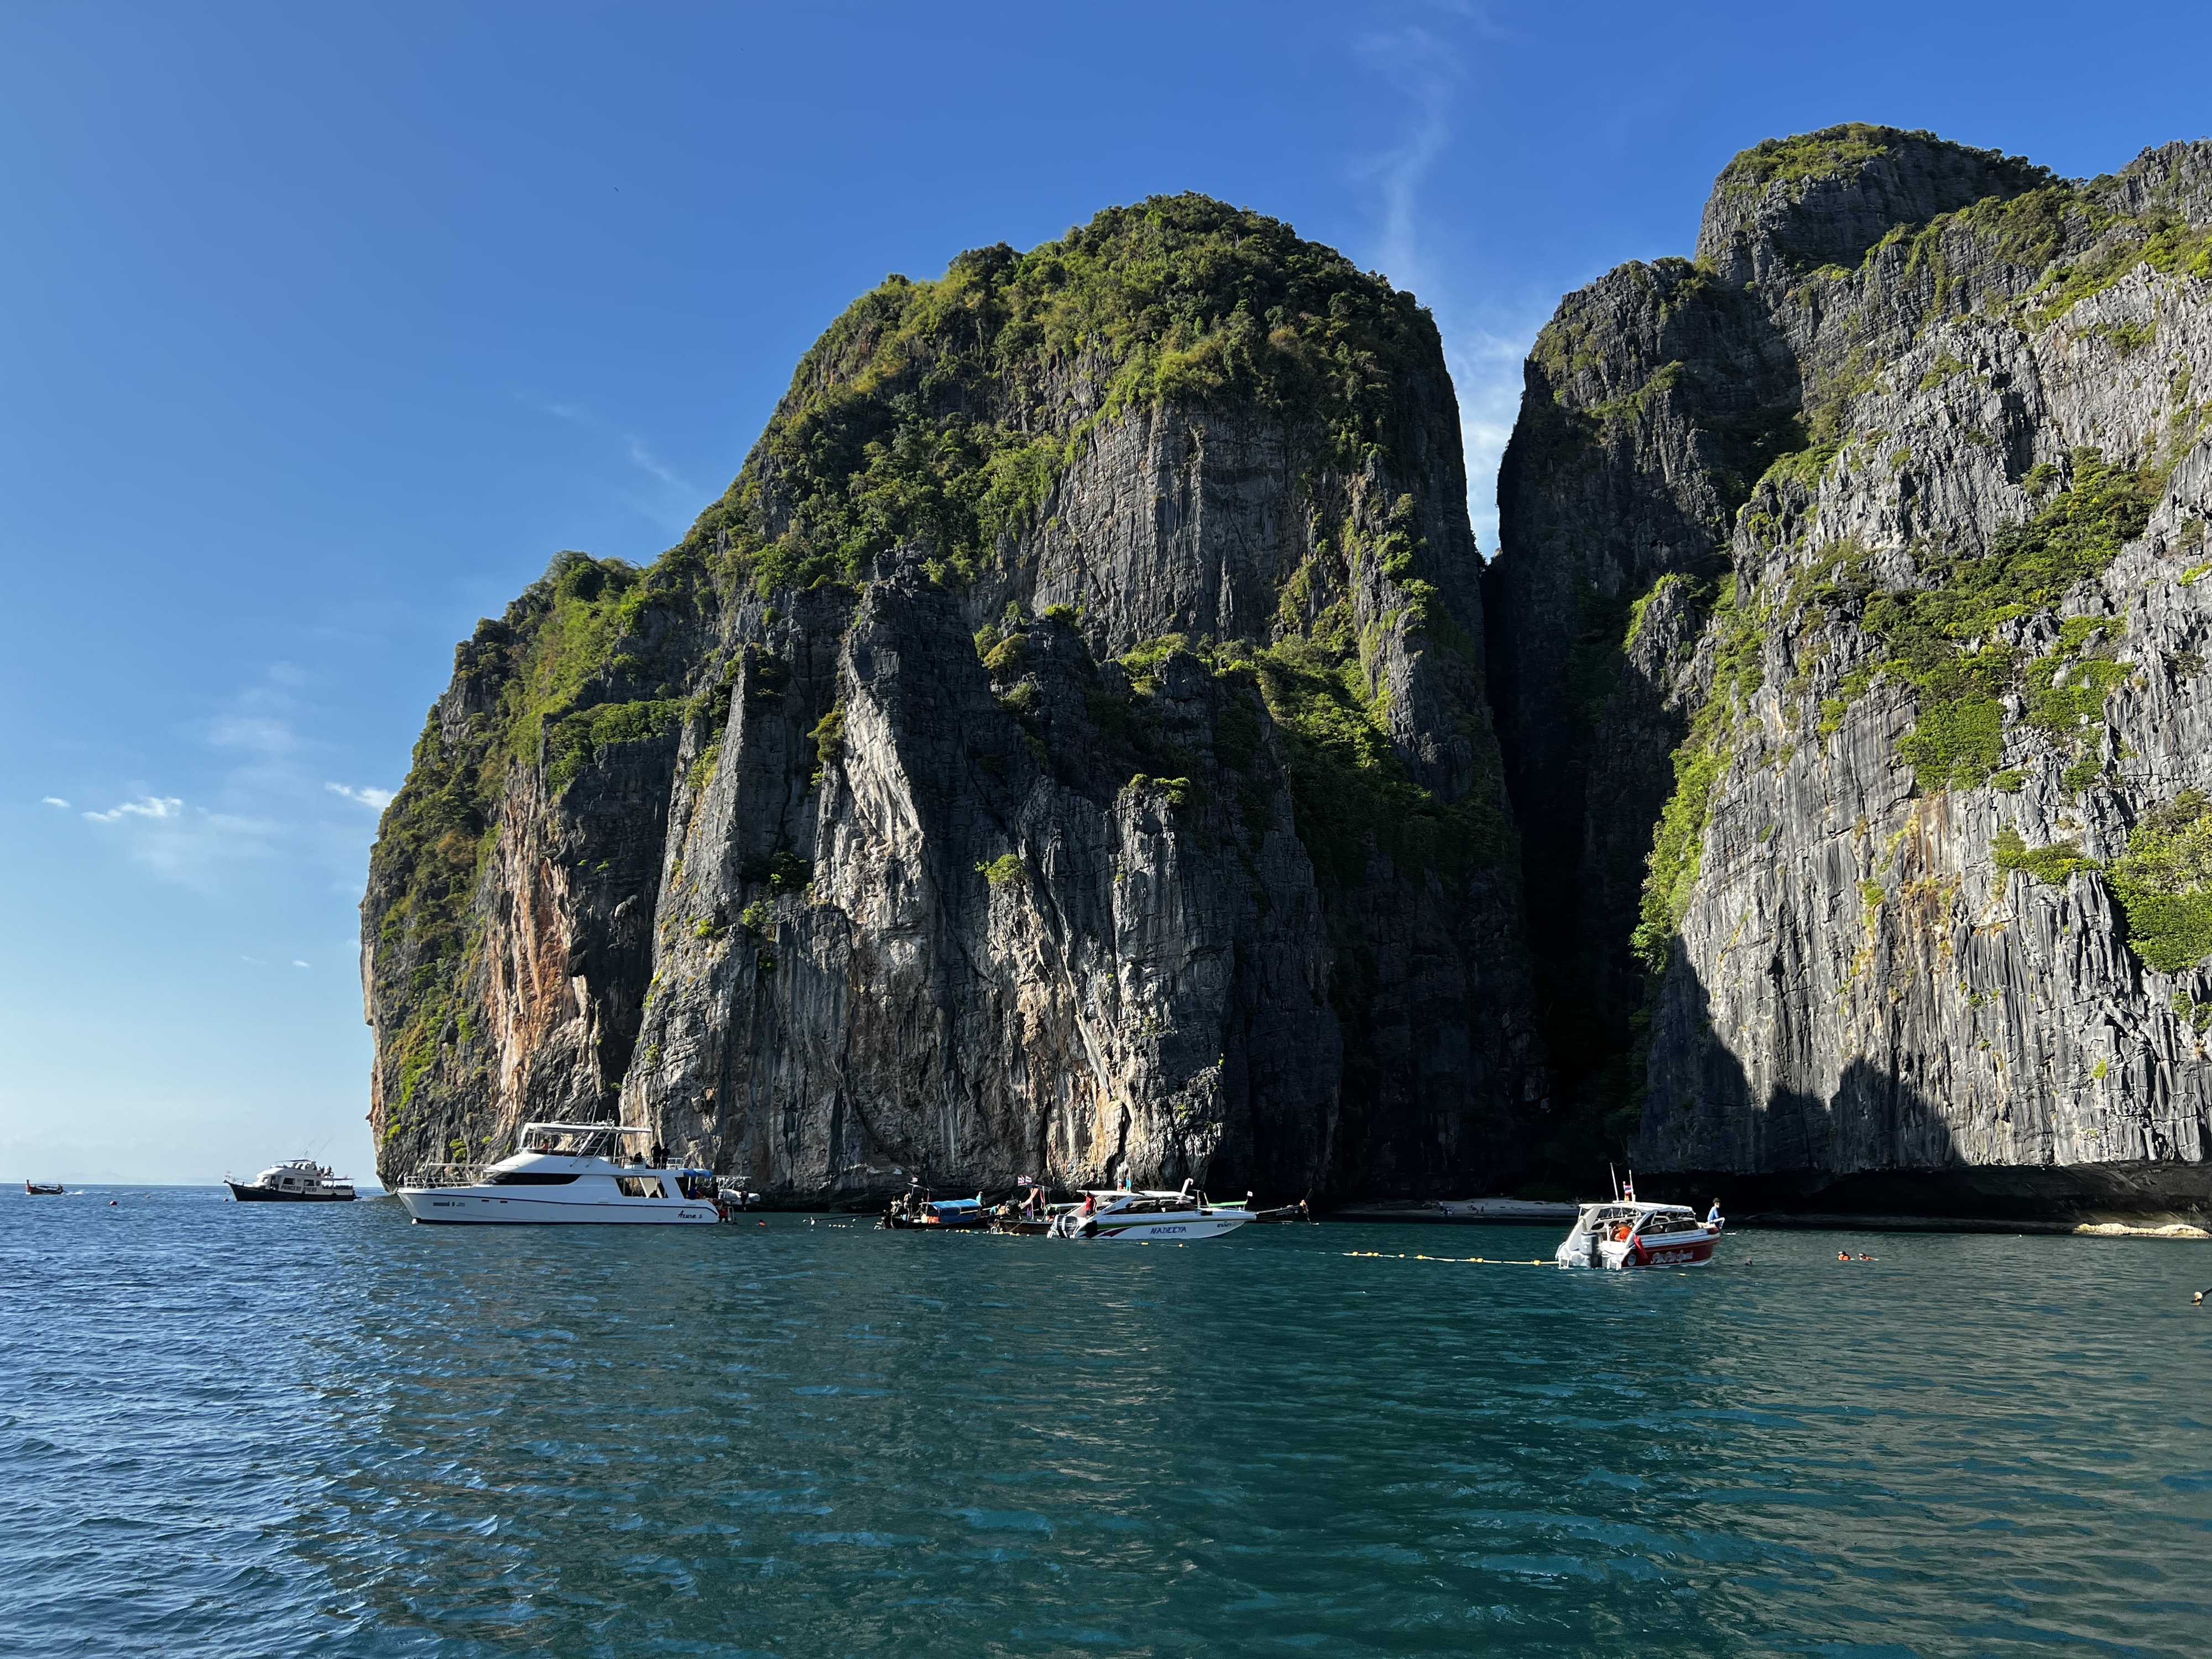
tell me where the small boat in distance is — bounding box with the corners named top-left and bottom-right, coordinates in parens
top-left (393, 1123), bottom-right (721, 1225)
top-left (24, 1181), bottom-right (64, 1196)
top-left (227, 1159), bottom-right (356, 1203)
top-left (1554, 1199), bottom-right (1722, 1269)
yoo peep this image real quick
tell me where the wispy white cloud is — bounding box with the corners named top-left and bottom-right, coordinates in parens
top-left (206, 714), bottom-right (300, 755)
top-left (1444, 324), bottom-right (1542, 554)
top-left (624, 436), bottom-right (689, 493)
top-left (68, 663), bottom-right (393, 907)
top-left (326, 782), bottom-right (394, 810)
top-left (518, 393), bottom-right (700, 530)
top-left (80, 794), bottom-right (285, 888)
top-left (84, 795), bottom-right (185, 823)
top-left (1348, 8), bottom-right (1542, 555)
top-left (41, 796), bottom-right (69, 808)
top-left (1353, 25), bottom-right (1459, 299)
top-left (291, 960), bottom-right (310, 969)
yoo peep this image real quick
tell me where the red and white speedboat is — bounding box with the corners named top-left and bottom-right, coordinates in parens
top-left (1554, 1200), bottom-right (1723, 1269)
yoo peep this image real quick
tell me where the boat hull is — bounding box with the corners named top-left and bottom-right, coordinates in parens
top-left (1611, 1234), bottom-right (1719, 1269)
top-left (395, 1188), bottom-right (720, 1224)
top-left (880, 1212), bottom-right (993, 1230)
top-left (1556, 1229), bottom-right (1722, 1269)
top-left (24, 1183), bottom-right (64, 1196)
top-left (1073, 1214), bottom-right (1251, 1242)
top-left (227, 1182), bottom-right (353, 1202)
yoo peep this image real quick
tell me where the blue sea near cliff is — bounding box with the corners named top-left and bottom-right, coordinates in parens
top-left (1, 1190), bottom-right (2207, 1657)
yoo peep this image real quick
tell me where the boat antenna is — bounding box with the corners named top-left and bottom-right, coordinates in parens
top-left (1609, 1162), bottom-right (1619, 1201)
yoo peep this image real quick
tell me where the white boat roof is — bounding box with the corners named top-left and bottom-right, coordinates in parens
top-left (518, 1121), bottom-right (653, 1136)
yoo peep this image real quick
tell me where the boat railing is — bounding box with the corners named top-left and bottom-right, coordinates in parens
top-left (396, 1162), bottom-right (489, 1190)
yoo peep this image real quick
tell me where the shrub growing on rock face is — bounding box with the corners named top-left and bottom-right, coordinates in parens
top-left (1992, 826), bottom-right (2098, 887)
top-left (1849, 449), bottom-right (2158, 794)
top-left (2107, 792), bottom-right (2212, 973)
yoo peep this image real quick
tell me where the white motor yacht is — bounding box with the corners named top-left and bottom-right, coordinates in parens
top-left (1554, 1199), bottom-right (1723, 1269)
top-left (393, 1123), bottom-right (722, 1225)
top-left (1048, 1186), bottom-right (1254, 1242)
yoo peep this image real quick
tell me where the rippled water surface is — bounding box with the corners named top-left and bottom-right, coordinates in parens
top-left (2, 1190), bottom-right (2208, 1656)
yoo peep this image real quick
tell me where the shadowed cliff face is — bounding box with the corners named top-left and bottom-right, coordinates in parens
top-left (363, 196), bottom-right (1543, 1202)
top-left (1488, 123), bottom-right (2212, 1220)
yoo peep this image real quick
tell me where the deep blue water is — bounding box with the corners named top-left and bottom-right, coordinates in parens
top-left (1, 1189), bottom-right (2208, 1657)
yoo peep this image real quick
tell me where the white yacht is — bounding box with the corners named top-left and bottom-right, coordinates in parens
top-left (1048, 1186), bottom-right (1254, 1242)
top-left (393, 1123), bottom-right (722, 1225)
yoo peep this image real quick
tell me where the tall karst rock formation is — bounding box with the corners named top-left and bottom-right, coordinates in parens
top-left (1487, 126), bottom-right (2212, 1219)
top-left (363, 197), bottom-right (1543, 1201)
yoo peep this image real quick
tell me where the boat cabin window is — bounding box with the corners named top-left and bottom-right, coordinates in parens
top-left (615, 1175), bottom-right (664, 1198)
top-left (487, 1171), bottom-right (581, 1186)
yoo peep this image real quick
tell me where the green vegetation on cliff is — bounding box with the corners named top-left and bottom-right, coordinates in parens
top-left (1244, 639), bottom-right (1508, 887)
top-left (678, 194), bottom-right (1445, 593)
top-left (1720, 124), bottom-right (1898, 194)
top-left (1992, 793), bottom-right (2212, 974)
top-left (2107, 793), bottom-right (2212, 973)
top-left (1788, 450), bottom-right (2157, 792)
top-left (366, 551), bottom-right (698, 1138)
top-left (1630, 575), bottom-right (1766, 972)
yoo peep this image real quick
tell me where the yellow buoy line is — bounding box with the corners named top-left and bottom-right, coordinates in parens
top-left (1343, 1250), bottom-right (1553, 1266)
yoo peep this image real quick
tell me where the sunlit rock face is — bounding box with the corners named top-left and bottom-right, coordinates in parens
top-left (1488, 126), bottom-right (2212, 1220)
top-left (363, 196), bottom-right (1543, 1204)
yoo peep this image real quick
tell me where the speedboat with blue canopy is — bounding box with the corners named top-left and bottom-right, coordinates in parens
top-left (879, 1190), bottom-right (992, 1230)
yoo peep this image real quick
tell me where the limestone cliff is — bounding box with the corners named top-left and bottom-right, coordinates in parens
top-left (1488, 126), bottom-right (2212, 1220)
top-left (362, 197), bottom-right (1542, 1202)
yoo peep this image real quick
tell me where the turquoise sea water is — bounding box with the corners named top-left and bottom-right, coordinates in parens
top-left (1, 1190), bottom-right (2207, 1657)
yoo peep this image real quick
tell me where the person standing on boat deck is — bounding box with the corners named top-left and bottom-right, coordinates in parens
top-left (650, 1141), bottom-right (666, 1167)
top-left (1707, 1198), bottom-right (1722, 1227)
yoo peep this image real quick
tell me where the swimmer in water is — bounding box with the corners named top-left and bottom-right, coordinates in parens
top-left (1856, 1252), bottom-right (1877, 1260)
top-left (2196, 1288), bottom-right (2208, 1306)
top-left (1838, 1250), bottom-right (1851, 1262)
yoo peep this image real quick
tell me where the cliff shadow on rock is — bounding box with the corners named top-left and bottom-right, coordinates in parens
top-left (1488, 125), bottom-right (2212, 1219)
top-left (1636, 956), bottom-right (2211, 1228)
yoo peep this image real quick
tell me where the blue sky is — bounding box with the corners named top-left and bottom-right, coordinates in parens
top-left (4, 1), bottom-right (2206, 1183)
